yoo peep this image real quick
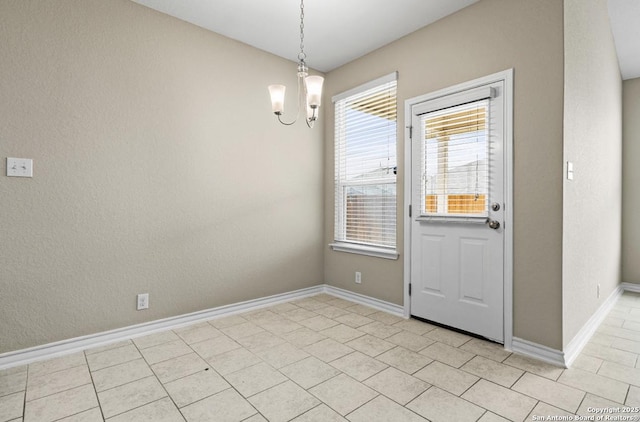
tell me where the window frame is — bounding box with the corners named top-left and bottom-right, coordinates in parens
top-left (329, 72), bottom-right (399, 260)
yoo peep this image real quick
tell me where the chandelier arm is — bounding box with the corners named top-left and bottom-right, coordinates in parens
top-left (277, 114), bottom-right (297, 126)
top-left (305, 104), bottom-right (318, 128)
top-left (274, 72), bottom-right (305, 126)
top-left (305, 117), bottom-right (314, 129)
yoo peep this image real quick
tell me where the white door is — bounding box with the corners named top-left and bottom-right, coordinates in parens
top-left (409, 80), bottom-right (505, 342)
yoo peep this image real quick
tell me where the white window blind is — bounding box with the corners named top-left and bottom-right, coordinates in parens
top-left (334, 74), bottom-right (397, 249)
top-left (419, 99), bottom-right (489, 217)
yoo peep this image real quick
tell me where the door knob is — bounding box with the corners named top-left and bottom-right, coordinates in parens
top-left (486, 219), bottom-right (500, 230)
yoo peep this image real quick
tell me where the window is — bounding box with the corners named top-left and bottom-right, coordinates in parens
top-left (420, 99), bottom-right (489, 218)
top-left (331, 73), bottom-right (398, 259)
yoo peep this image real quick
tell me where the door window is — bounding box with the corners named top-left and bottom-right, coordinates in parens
top-left (419, 100), bottom-right (489, 218)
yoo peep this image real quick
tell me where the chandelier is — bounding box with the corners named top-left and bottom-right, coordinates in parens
top-left (268, 0), bottom-right (324, 128)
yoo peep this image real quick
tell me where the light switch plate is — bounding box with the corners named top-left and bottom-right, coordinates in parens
top-left (7, 157), bottom-right (33, 177)
top-left (567, 161), bottom-right (574, 181)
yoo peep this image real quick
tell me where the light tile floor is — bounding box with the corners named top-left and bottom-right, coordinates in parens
top-left (2, 292), bottom-right (640, 422)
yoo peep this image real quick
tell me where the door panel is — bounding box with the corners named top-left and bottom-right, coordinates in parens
top-left (420, 234), bottom-right (444, 294)
top-left (410, 80), bottom-right (505, 343)
top-left (459, 237), bottom-right (488, 304)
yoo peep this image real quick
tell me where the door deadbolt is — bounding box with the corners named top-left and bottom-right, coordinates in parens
top-left (486, 219), bottom-right (501, 230)
top-left (491, 202), bottom-right (501, 211)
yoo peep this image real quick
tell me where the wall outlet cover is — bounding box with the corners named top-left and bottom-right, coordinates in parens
top-left (137, 293), bottom-right (149, 310)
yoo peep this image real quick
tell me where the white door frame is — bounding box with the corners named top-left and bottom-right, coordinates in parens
top-left (403, 69), bottom-right (514, 350)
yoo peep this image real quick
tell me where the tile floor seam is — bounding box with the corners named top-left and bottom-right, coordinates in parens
top-left (100, 396), bottom-right (172, 421)
top-left (594, 361), bottom-right (604, 373)
top-left (92, 374), bottom-right (156, 395)
top-left (83, 351), bottom-right (107, 422)
top-left (147, 383), bottom-right (184, 418)
top-left (141, 350), bottom-right (194, 367)
top-left (187, 337), bottom-right (236, 370)
top-left (220, 361), bottom-right (265, 378)
top-left (555, 374), bottom-right (630, 405)
top-left (0, 392), bottom-right (20, 401)
top-left (506, 368), bottom-right (528, 389)
top-left (574, 390), bottom-right (590, 417)
top-left (286, 367), bottom-right (343, 392)
top-left (167, 385), bottom-right (233, 411)
top-left (87, 360), bottom-right (138, 375)
top-left (458, 372), bottom-right (484, 397)
top-left (286, 402), bottom-right (323, 421)
top-left (49, 407), bottom-right (101, 422)
top-left (341, 393), bottom-right (381, 419)
top-left (86, 356), bottom-right (140, 374)
top-left (509, 382), bottom-right (578, 414)
top-left (623, 384), bottom-right (631, 406)
top-left (24, 380), bottom-right (94, 404)
top-left (363, 375), bottom-right (428, 409)
top-left (245, 378), bottom-right (290, 400)
top-left (406, 387), bottom-right (474, 422)
top-left (136, 333), bottom-right (182, 350)
top-left (151, 361), bottom-right (212, 386)
top-left (130, 338), bottom-right (190, 420)
top-left (461, 379), bottom-right (521, 417)
top-left (471, 379), bottom-right (541, 420)
top-left (210, 359), bottom-right (282, 413)
top-left (21, 364), bottom-right (29, 422)
top-left (26, 362), bottom-right (87, 381)
top-left (86, 342), bottom-right (132, 357)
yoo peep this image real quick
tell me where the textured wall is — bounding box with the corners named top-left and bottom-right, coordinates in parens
top-left (622, 77), bottom-right (640, 284)
top-left (562, 0), bottom-right (622, 347)
top-left (324, 0), bottom-right (566, 349)
top-left (0, 0), bottom-right (324, 353)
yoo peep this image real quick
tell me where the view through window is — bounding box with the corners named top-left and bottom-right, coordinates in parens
top-left (334, 75), bottom-right (397, 249)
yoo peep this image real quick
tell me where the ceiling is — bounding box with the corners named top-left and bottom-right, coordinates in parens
top-left (608, 0), bottom-right (640, 80)
top-left (132, 0), bottom-right (640, 79)
top-left (131, 0), bottom-right (479, 72)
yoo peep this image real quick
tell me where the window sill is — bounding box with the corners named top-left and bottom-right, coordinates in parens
top-left (329, 243), bottom-right (399, 260)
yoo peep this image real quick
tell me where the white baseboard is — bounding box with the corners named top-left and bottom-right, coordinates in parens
top-left (621, 282), bottom-right (640, 293)
top-left (508, 283), bottom-right (637, 368)
top-left (0, 284), bottom-right (404, 371)
top-left (324, 285), bottom-right (405, 317)
top-left (562, 284), bottom-right (624, 368)
top-left (3, 282), bottom-right (634, 372)
top-left (0, 285), bottom-right (324, 370)
top-left (511, 337), bottom-right (566, 367)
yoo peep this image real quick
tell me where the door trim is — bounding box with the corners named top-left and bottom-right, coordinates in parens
top-left (403, 69), bottom-right (514, 350)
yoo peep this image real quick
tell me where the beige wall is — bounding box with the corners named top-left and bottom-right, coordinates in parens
top-left (324, 0), bottom-right (565, 349)
top-left (622, 77), bottom-right (640, 284)
top-left (562, 0), bottom-right (622, 347)
top-left (0, 0), bottom-right (324, 353)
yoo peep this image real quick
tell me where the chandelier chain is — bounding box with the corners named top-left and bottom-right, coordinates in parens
top-left (298, 0), bottom-right (306, 62)
top-left (268, 0), bottom-right (322, 128)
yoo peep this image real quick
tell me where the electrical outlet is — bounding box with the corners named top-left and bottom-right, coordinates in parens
top-left (137, 293), bottom-right (149, 310)
top-left (355, 272), bottom-right (362, 284)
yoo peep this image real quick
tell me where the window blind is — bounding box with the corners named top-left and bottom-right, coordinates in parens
top-left (334, 74), bottom-right (397, 248)
top-left (420, 99), bottom-right (489, 217)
